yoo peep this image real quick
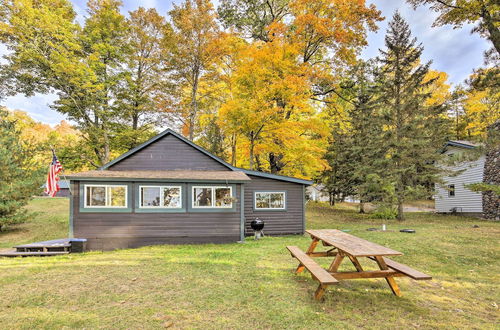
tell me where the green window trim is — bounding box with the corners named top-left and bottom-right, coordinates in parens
top-left (79, 183), bottom-right (133, 213)
top-left (187, 184), bottom-right (237, 213)
top-left (135, 184), bottom-right (187, 213)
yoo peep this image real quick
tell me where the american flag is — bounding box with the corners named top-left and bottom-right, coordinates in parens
top-left (45, 151), bottom-right (63, 197)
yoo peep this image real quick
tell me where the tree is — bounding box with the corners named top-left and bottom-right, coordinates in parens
top-left (168, 0), bottom-right (222, 140)
top-left (0, 0), bottom-right (131, 166)
top-left (376, 12), bottom-right (449, 220)
top-left (0, 108), bottom-right (44, 231)
top-left (218, 0), bottom-right (289, 42)
top-left (218, 32), bottom-right (328, 177)
top-left (6, 109), bottom-right (84, 171)
top-left (407, 0), bottom-right (500, 61)
top-left (114, 7), bottom-right (174, 150)
top-left (322, 61), bottom-right (385, 212)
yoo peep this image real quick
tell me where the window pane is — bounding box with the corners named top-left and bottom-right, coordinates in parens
top-left (109, 187), bottom-right (126, 207)
top-left (194, 188), bottom-right (212, 207)
top-left (141, 187), bottom-right (160, 207)
top-left (89, 186), bottom-right (106, 206)
top-left (255, 193), bottom-right (270, 209)
top-left (270, 193), bottom-right (284, 208)
top-left (163, 187), bottom-right (181, 208)
top-left (215, 188), bottom-right (232, 207)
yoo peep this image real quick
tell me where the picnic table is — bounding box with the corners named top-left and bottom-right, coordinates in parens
top-left (287, 229), bottom-right (431, 300)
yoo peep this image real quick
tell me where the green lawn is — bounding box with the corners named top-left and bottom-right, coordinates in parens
top-left (0, 198), bottom-right (498, 329)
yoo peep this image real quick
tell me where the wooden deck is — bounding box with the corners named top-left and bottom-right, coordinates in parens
top-left (0, 238), bottom-right (86, 257)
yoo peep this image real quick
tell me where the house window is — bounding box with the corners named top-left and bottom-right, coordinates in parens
top-left (140, 186), bottom-right (182, 208)
top-left (192, 186), bottom-right (233, 208)
top-left (255, 192), bottom-right (286, 210)
top-left (448, 184), bottom-right (455, 197)
top-left (85, 185), bottom-right (127, 208)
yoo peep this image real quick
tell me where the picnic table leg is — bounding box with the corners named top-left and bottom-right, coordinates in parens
top-left (374, 256), bottom-right (401, 297)
top-left (314, 284), bottom-right (328, 300)
top-left (328, 252), bottom-right (345, 272)
top-left (296, 238), bottom-right (320, 274)
top-left (348, 255), bottom-right (364, 272)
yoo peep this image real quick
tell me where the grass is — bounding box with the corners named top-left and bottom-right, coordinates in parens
top-left (0, 198), bottom-right (498, 329)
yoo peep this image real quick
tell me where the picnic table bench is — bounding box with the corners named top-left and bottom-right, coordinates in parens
top-left (287, 229), bottom-right (431, 300)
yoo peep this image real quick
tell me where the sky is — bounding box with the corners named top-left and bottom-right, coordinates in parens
top-left (0, 0), bottom-right (490, 125)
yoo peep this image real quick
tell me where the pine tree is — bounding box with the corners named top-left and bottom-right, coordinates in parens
top-left (377, 12), bottom-right (449, 220)
top-left (0, 108), bottom-right (44, 231)
top-left (323, 61), bottom-right (384, 211)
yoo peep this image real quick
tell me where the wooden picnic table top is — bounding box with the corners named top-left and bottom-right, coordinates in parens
top-left (306, 229), bottom-right (403, 257)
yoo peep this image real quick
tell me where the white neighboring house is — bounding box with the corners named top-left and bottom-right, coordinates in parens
top-left (435, 141), bottom-right (485, 215)
top-left (307, 184), bottom-right (330, 202)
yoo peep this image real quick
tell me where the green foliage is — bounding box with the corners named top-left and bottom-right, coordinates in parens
top-left (322, 61), bottom-right (385, 208)
top-left (371, 205), bottom-right (398, 219)
top-left (0, 109), bottom-right (44, 231)
top-left (218, 0), bottom-right (289, 41)
top-left (466, 182), bottom-right (500, 196)
top-left (376, 12), bottom-right (450, 220)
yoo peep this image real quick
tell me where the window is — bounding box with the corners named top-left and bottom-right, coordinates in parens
top-left (85, 185), bottom-right (127, 208)
top-left (448, 184), bottom-right (455, 197)
top-left (192, 186), bottom-right (233, 208)
top-left (139, 186), bottom-right (182, 208)
top-left (255, 192), bottom-right (285, 210)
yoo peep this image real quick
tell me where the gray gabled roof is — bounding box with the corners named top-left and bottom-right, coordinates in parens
top-left (100, 129), bottom-right (234, 171)
top-left (99, 129), bottom-right (312, 185)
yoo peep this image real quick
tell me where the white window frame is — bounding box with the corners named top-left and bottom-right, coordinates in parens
top-left (139, 185), bottom-right (183, 209)
top-left (84, 184), bottom-right (128, 208)
top-left (254, 191), bottom-right (286, 210)
top-left (192, 186), bottom-right (233, 209)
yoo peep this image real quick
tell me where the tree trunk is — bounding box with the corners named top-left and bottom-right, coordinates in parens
top-left (329, 193), bottom-right (335, 206)
top-left (269, 152), bottom-right (284, 174)
top-left (231, 133), bottom-right (237, 166)
top-left (397, 200), bottom-right (404, 221)
top-left (249, 138), bottom-right (255, 170)
top-left (481, 5), bottom-right (500, 56)
top-left (189, 66), bottom-right (200, 141)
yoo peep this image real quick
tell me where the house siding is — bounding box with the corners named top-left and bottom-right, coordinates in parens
top-left (435, 147), bottom-right (485, 213)
top-left (108, 134), bottom-right (230, 171)
top-left (72, 181), bottom-right (242, 250)
top-left (243, 175), bottom-right (304, 236)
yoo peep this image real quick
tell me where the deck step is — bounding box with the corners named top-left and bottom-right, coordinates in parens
top-left (0, 251), bottom-right (70, 257)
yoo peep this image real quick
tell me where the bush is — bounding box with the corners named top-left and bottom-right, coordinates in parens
top-left (371, 205), bottom-right (398, 219)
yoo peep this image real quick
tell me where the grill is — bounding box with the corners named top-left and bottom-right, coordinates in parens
top-left (251, 218), bottom-right (265, 239)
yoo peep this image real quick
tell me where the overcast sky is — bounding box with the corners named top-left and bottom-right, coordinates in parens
top-left (0, 0), bottom-right (490, 125)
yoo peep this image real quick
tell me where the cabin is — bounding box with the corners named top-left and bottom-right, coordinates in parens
top-left (67, 129), bottom-right (312, 250)
top-left (435, 140), bottom-right (485, 216)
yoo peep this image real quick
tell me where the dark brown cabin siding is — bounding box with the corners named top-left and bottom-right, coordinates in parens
top-left (243, 175), bottom-right (304, 236)
top-left (109, 134), bottom-right (230, 171)
top-left (72, 181), bottom-right (241, 250)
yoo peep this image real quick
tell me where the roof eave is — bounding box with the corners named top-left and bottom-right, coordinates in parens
top-left (67, 176), bottom-right (251, 183)
top-left (236, 168), bottom-right (313, 185)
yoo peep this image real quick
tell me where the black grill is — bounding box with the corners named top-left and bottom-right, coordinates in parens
top-left (250, 218), bottom-right (264, 231)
